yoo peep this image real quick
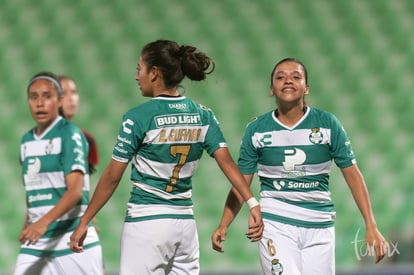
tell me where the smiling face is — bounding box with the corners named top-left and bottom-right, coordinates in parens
top-left (28, 79), bottom-right (61, 135)
top-left (270, 60), bottom-right (309, 108)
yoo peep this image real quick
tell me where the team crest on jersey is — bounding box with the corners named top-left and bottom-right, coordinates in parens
top-left (45, 139), bottom-right (54, 154)
top-left (271, 259), bottom-right (283, 275)
top-left (309, 127), bottom-right (323, 144)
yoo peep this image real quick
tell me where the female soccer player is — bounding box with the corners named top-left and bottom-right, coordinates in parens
top-left (58, 75), bottom-right (100, 175)
top-left (211, 58), bottom-right (388, 275)
top-left (69, 39), bottom-right (263, 275)
top-left (14, 71), bottom-right (103, 274)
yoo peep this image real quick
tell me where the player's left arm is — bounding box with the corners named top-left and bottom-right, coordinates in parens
top-left (212, 148), bottom-right (263, 248)
top-left (341, 164), bottom-right (388, 263)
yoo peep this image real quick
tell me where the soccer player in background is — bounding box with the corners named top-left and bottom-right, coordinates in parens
top-left (15, 71), bottom-right (103, 274)
top-left (211, 58), bottom-right (388, 275)
top-left (58, 75), bottom-right (100, 175)
top-left (69, 39), bottom-right (263, 275)
top-left (58, 74), bottom-right (105, 274)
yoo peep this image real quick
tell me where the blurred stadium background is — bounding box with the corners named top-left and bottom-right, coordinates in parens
top-left (1, 0), bottom-right (414, 274)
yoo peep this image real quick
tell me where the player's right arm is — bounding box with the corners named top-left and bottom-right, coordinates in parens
top-left (70, 159), bottom-right (128, 252)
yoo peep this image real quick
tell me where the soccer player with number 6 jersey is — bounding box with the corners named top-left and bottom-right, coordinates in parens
top-left (212, 58), bottom-right (388, 275)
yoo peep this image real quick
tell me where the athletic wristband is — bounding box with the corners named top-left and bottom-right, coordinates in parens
top-left (246, 197), bottom-right (259, 209)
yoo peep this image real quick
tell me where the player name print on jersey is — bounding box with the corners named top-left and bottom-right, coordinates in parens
top-left (158, 127), bottom-right (204, 143)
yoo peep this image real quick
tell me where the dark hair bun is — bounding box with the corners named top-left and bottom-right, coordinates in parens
top-left (180, 45), bottom-right (214, 81)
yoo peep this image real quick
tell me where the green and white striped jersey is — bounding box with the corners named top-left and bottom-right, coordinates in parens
top-left (20, 116), bottom-right (100, 257)
top-left (112, 96), bottom-right (227, 222)
top-left (238, 107), bottom-right (355, 228)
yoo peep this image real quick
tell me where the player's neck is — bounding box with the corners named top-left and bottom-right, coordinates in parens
top-left (153, 88), bottom-right (179, 98)
top-left (275, 105), bottom-right (307, 127)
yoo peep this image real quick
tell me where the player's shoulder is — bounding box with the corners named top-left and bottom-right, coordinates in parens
top-left (196, 103), bottom-right (216, 118)
top-left (127, 101), bottom-right (150, 114)
top-left (245, 110), bottom-right (273, 128)
top-left (21, 127), bottom-right (35, 143)
top-left (124, 98), bottom-right (166, 119)
top-left (59, 118), bottom-right (82, 132)
top-left (175, 97), bottom-right (217, 117)
top-left (309, 107), bottom-right (331, 115)
top-left (309, 107), bottom-right (340, 121)
top-left (178, 97), bottom-right (213, 113)
top-left (57, 118), bottom-right (87, 143)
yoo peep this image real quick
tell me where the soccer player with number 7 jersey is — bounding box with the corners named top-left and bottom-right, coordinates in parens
top-left (69, 39), bottom-right (263, 275)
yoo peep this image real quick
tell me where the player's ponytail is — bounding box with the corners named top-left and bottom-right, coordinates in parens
top-left (179, 45), bottom-right (215, 81)
top-left (141, 39), bottom-right (215, 89)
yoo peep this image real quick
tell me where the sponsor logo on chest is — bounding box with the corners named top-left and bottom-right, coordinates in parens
top-left (154, 114), bottom-right (201, 128)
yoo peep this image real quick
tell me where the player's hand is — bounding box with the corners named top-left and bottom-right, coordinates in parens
top-left (365, 226), bottom-right (388, 263)
top-left (211, 225), bottom-right (227, 253)
top-left (18, 220), bottom-right (48, 246)
top-left (246, 205), bottom-right (263, 242)
top-left (69, 223), bottom-right (88, 253)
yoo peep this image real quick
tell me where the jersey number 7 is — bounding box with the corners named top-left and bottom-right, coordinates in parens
top-left (166, 145), bottom-right (191, 192)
